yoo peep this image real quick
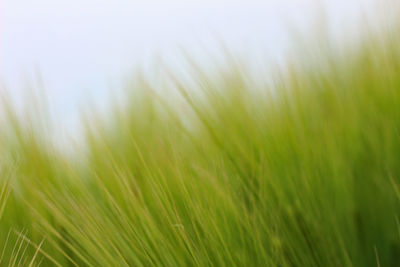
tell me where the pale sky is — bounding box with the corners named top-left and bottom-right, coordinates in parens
top-left (0, 0), bottom-right (381, 142)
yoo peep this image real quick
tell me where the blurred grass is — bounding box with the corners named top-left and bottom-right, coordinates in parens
top-left (1, 18), bottom-right (400, 267)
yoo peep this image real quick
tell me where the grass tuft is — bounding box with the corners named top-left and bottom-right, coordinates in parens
top-left (1, 16), bottom-right (400, 266)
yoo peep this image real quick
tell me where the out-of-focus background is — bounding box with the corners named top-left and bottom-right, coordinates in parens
top-left (0, 0), bottom-right (380, 138)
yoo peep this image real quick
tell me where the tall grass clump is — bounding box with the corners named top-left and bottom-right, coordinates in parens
top-left (1, 16), bottom-right (400, 267)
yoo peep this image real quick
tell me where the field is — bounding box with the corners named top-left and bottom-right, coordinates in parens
top-left (1, 18), bottom-right (400, 266)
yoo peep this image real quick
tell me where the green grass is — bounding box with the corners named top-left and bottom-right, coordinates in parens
top-left (1, 21), bottom-right (400, 266)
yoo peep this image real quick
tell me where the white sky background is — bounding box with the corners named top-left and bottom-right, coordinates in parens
top-left (0, 0), bottom-right (385, 144)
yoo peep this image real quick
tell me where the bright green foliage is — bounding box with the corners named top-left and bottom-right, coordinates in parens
top-left (0, 26), bottom-right (400, 266)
